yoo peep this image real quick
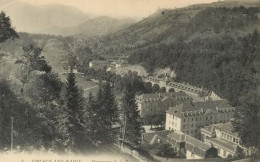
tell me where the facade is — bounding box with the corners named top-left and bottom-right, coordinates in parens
top-left (89, 60), bottom-right (110, 70)
top-left (136, 92), bottom-right (192, 118)
top-left (145, 76), bottom-right (207, 95)
top-left (201, 122), bottom-right (250, 158)
top-left (165, 100), bottom-right (235, 139)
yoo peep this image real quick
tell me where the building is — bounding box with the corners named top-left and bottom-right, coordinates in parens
top-left (165, 100), bottom-right (235, 138)
top-left (201, 122), bottom-right (251, 158)
top-left (142, 130), bottom-right (218, 159)
top-left (145, 76), bottom-right (208, 96)
top-left (185, 134), bottom-right (218, 159)
top-left (89, 60), bottom-right (110, 70)
top-left (136, 92), bottom-right (192, 118)
top-left (166, 81), bottom-right (205, 96)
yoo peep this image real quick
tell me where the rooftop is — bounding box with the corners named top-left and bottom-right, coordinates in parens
top-left (142, 130), bottom-right (170, 144)
top-left (214, 122), bottom-right (238, 136)
top-left (167, 131), bottom-right (186, 142)
top-left (166, 100), bottom-right (234, 117)
top-left (185, 134), bottom-right (212, 158)
top-left (137, 92), bottom-right (190, 102)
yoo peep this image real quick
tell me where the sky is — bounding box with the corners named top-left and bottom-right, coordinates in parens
top-left (21, 0), bottom-right (219, 19)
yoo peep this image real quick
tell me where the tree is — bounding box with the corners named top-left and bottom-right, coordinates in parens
top-left (0, 79), bottom-right (37, 150)
top-left (0, 12), bottom-right (19, 44)
top-left (85, 82), bottom-right (119, 147)
top-left (144, 82), bottom-right (153, 93)
top-left (121, 82), bottom-right (142, 147)
top-left (64, 70), bottom-right (86, 151)
top-left (169, 88), bottom-right (175, 92)
top-left (85, 92), bottom-right (97, 143)
top-left (232, 91), bottom-right (260, 155)
top-left (16, 44), bottom-right (51, 87)
top-left (152, 84), bottom-right (160, 93)
top-left (101, 82), bottom-right (119, 144)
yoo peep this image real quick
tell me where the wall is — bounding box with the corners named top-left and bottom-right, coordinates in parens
top-left (186, 150), bottom-right (203, 159)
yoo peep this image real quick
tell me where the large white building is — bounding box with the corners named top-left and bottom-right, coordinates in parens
top-left (136, 92), bottom-right (192, 118)
top-left (165, 100), bottom-right (235, 139)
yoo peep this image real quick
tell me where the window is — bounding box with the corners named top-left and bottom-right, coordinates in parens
top-left (183, 125), bottom-right (185, 129)
top-left (191, 124), bottom-right (193, 128)
top-left (206, 117), bottom-right (208, 120)
top-left (184, 119), bottom-right (185, 122)
top-left (192, 118), bottom-right (193, 121)
top-left (210, 116), bottom-right (213, 119)
top-left (233, 137), bottom-right (236, 142)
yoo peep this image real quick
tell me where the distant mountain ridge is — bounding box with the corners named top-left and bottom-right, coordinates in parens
top-left (40, 16), bottom-right (136, 37)
top-left (0, 0), bottom-right (136, 36)
top-left (0, 0), bottom-right (88, 33)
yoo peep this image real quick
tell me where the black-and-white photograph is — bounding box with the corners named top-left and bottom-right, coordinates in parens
top-left (0, 0), bottom-right (259, 161)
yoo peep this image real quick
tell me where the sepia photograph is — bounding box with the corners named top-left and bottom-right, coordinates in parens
top-left (0, 0), bottom-right (259, 161)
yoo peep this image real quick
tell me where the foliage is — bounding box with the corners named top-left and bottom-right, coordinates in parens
top-left (120, 82), bottom-right (142, 147)
top-left (232, 91), bottom-right (260, 152)
top-left (141, 142), bottom-right (176, 158)
top-left (0, 12), bottom-right (19, 44)
top-left (142, 114), bottom-right (165, 128)
top-left (63, 71), bottom-right (86, 151)
top-left (85, 82), bottom-right (119, 147)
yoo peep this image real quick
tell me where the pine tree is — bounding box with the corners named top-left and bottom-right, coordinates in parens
top-left (85, 82), bottom-right (119, 147)
top-left (102, 82), bottom-right (119, 145)
top-left (64, 70), bottom-right (85, 151)
top-left (121, 82), bottom-right (142, 147)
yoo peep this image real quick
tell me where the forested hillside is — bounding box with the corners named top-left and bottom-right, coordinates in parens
top-left (95, 1), bottom-right (260, 150)
top-left (96, 3), bottom-right (260, 107)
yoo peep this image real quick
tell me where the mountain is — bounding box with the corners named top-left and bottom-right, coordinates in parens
top-left (97, 0), bottom-right (260, 51)
top-left (40, 16), bottom-right (136, 36)
top-left (94, 0), bottom-right (260, 106)
top-left (0, 0), bottom-right (89, 33)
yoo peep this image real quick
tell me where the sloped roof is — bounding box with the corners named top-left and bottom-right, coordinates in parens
top-left (214, 122), bottom-right (238, 136)
top-left (166, 100), bottom-right (233, 117)
top-left (167, 131), bottom-right (186, 142)
top-left (201, 125), bottom-right (216, 134)
top-left (142, 130), bottom-right (170, 144)
top-left (185, 135), bottom-right (212, 158)
top-left (206, 137), bottom-right (237, 153)
top-left (150, 134), bottom-right (168, 145)
top-left (138, 92), bottom-right (189, 100)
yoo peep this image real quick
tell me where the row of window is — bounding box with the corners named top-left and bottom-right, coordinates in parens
top-left (182, 113), bottom-right (233, 123)
top-left (221, 132), bottom-right (240, 144)
top-left (182, 120), bottom-right (231, 130)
